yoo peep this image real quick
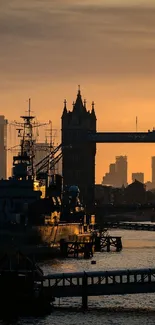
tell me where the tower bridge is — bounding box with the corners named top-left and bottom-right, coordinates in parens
top-left (61, 87), bottom-right (155, 211)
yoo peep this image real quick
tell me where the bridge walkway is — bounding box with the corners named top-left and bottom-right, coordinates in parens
top-left (43, 268), bottom-right (155, 308)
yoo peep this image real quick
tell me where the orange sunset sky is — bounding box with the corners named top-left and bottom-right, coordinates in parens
top-left (1, 0), bottom-right (155, 184)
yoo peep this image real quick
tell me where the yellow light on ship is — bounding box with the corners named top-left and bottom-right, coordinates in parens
top-left (33, 180), bottom-right (46, 198)
top-left (91, 215), bottom-right (95, 225)
top-left (39, 186), bottom-right (45, 198)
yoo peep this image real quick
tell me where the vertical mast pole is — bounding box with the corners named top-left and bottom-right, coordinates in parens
top-left (28, 98), bottom-right (31, 117)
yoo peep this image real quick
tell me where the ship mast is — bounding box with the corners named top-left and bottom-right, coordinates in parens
top-left (8, 101), bottom-right (58, 182)
top-left (20, 98), bottom-right (35, 179)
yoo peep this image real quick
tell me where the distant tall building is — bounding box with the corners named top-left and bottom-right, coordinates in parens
top-left (0, 116), bottom-right (7, 179)
top-left (34, 142), bottom-right (50, 166)
top-left (115, 156), bottom-right (127, 187)
top-left (102, 163), bottom-right (116, 186)
top-left (102, 155), bottom-right (127, 188)
top-left (152, 156), bottom-right (155, 184)
top-left (109, 163), bottom-right (115, 174)
top-left (132, 172), bottom-right (144, 184)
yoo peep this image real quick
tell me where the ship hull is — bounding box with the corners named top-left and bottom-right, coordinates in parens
top-left (0, 223), bottom-right (83, 260)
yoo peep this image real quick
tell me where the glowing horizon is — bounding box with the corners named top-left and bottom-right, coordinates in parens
top-left (1, 0), bottom-right (155, 184)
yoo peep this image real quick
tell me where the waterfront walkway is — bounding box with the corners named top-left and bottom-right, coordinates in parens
top-left (103, 222), bottom-right (155, 231)
top-left (43, 267), bottom-right (155, 308)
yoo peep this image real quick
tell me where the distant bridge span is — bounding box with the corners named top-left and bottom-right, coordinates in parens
top-left (88, 131), bottom-right (155, 143)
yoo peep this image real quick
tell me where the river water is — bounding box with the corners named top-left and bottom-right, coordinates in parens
top-left (2, 229), bottom-right (155, 325)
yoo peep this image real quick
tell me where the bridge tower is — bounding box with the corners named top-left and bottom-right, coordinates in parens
top-left (61, 86), bottom-right (96, 211)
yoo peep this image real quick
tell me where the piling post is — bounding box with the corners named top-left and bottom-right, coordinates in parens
top-left (107, 237), bottom-right (110, 252)
top-left (60, 239), bottom-right (68, 257)
top-left (84, 243), bottom-right (90, 259)
top-left (75, 242), bottom-right (78, 258)
top-left (82, 272), bottom-right (88, 309)
top-left (94, 236), bottom-right (101, 252)
top-left (116, 237), bottom-right (122, 252)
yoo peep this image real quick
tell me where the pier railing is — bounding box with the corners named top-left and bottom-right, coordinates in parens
top-left (43, 268), bottom-right (155, 308)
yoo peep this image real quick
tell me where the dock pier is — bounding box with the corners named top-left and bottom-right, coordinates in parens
top-left (43, 267), bottom-right (155, 309)
top-left (1, 252), bottom-right (155, 311)
top-left (94, 235), bottom-right (122, 252)
top-left (59, 234), bottom-right (122, 258)
top-left (60, 239), bottom-right (93, 258)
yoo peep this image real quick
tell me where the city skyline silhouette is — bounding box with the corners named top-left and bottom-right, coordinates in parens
top-left (1, 0), bottom-right (155, 183)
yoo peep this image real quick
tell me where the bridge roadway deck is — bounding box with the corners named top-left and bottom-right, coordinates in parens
top-left (43, 268), bottom-right (155, 306)
top-left (88, 131), bottom-right (155, 143)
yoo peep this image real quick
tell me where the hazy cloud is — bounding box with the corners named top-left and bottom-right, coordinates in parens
top-left (0, 0), bottom-right (155, 83)
top-left (1, 0), bottom-right (155, 183)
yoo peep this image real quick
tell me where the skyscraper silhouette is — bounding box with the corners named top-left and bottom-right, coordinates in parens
top-left (102, 156), bottom-right (127, 187)
top-left (132, 172), bottom-right (144, 184)
top-left (115, 156), bottom-right (127, 187)
top-left (0, 116), bottom-right (7, 179)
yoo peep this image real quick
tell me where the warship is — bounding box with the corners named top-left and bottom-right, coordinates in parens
top-left (0, 100), bottom-right (92, 258)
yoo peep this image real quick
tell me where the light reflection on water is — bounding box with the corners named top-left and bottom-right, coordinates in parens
top-left (2, 229), bottom-right (155, 325)
top-left (41, 229), bottom-right (155, 274)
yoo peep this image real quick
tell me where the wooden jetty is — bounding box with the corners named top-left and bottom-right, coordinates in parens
top-left (102, 221), bottom-right (155, 231)
top-left (94, 235), bottom-right (122, 252)
top-left (59, 234), bottom-right (122, 258)
top-left (60, 239), bottom-right (93, 258)
top-left (43, 267), bottom-right (155, 309)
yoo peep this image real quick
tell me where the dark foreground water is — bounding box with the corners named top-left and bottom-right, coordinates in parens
top-left (1, 229), bottom-right (155, 325)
